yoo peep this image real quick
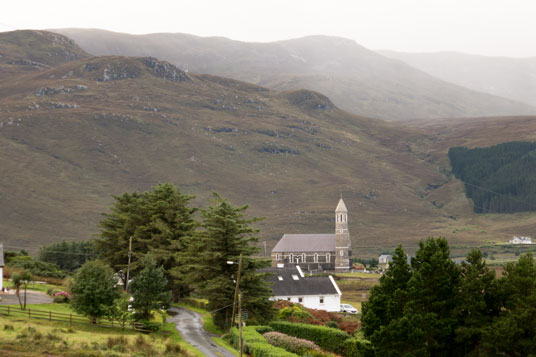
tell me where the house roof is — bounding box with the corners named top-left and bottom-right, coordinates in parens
top-left (261, 267), bottom-right (340, 296)
top-left (272, 234), bottom-right (335, 253)
top-left (0, 243), bottom-right (4, 267)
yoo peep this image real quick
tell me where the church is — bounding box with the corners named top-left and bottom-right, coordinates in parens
top-left (271, 198), bottom-right (352, 272)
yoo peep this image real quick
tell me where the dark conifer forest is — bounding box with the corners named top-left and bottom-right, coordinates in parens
top-left (449, 141), bottom-right (536, 213)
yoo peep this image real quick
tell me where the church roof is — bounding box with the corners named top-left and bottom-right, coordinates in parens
top-left (335, 198), bottom-right (347, 212)
top-left (272, 234), bottom-right (335, 253)
top-left (261, 267), bottom-right (340, 296)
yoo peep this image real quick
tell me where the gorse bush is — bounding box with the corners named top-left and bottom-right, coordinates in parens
top-left (263, 331), bottom-right (320, 355)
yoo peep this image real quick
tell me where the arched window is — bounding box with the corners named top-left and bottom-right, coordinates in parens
top-left (326, 253), bottom-right (330, 262)
top-left (314, 253), bottom-right (318, 263)
top-left (289, 253), bottom-right (293, 262)
top-left (302, 253), bottom-right (306, 262)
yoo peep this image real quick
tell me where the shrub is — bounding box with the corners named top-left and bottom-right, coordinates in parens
top-left (230, 326), bottom-right (298, 356)
top-left (4, 324), bottom-right (14, 330)
top-left (255, 326), bottom-right (274, 334)
top-left (278, 305), bottom-right (313, 320)
top-left (342, 337), bottom-right (374, 357)
top-left (338, 320), bottom-right (359, 335)
top-left (165, 342), bottom-right (183, 354)
top-left (107, 336), bottom-right (128, 352)
top-left (269, 321), bottom-right (350, 354)
top-left (53, 295), bottom-right (68, 303)
top-left (263, 331), bottom-right (320, 355)
top-left (8, 256), bottom-right (65, 278)
top-left (326, 321), bottom-right (338, 329)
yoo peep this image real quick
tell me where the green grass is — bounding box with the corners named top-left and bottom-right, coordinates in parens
top-left (4, 280), bottom-right (64, 293)
top-left (212, 336), bottom-right (239, 356)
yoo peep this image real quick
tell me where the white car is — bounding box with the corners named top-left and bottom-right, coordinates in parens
top-left (340, 304), bottom-right (358, 314)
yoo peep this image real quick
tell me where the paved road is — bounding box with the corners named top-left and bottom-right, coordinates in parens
top-left (167, 307), bottom-right (235, 357)
top-left (0, 291), bottom-right (53, 305)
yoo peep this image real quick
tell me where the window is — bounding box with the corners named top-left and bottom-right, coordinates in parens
top-left (326, 253), bottom-right (330, 262)
top-left (287, 297), bottom-right (291, 301)
top-left (298, 297), bottom-right (303, 303)
top-left (314, 253), bottom-right (318, 263)
top-left (340, 250), bottom-right (344, 256)
top-left (302, 253), bottom-right (306, 262)
top-left (289, 253), bottom-right (293, 262)
top-left (319, 297), bottom-right (324, 304)
top-left (276, 254), bottom-right (281, 261)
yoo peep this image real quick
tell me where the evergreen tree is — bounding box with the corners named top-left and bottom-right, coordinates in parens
top-left (482, 253), bottom-right (536, 356)
top-left (455, 249), bottom-right (500, 356)
top-left (129, 255), bottom-right (171, 320)
top-left (184, 193), bottom-right (274, 329)
top-left (38, 240), bottom-right (96, 272)
top-left (97, 183), bottom-right (196, 300)
top-left (70, 260), bottom-right (120, 323)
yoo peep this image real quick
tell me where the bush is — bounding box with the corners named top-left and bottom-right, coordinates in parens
top-left (326, 321), bottom-right (338, 329)
top-left (8, 256), bottom-right (65, 278)
top-left (263, 331), bottom-right (320, 355)
top-left (136, 320), bottom-right (161, 332)
top-left (230, 326), bottom-right (298, 356)
top-left (53, 295), bottom-right (68, 303)
top-left (254, 326), bottom-right (274, 334)
top-left (269, 321), bottom-right (350, 354)
top-left (180, 298), bottom-right (208, 310)
top-left (278, 305), bottom-right (313, 320)
top-left (342, 337), bottom-right (374, 357)
top-left (338, 320), bottom-right (359, 335)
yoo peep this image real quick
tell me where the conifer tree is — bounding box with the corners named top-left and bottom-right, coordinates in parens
top-left (184, 193), bottom-right (273, 329)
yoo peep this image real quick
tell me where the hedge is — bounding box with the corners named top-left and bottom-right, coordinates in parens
top-left (263, 331), bottom-right (320, 355)
top-left (230, 326), bottom-right (297, 357)
top-left (269, 321), bottom-right (350, 354)
top-left (342, 337), bottom-right (374, 357)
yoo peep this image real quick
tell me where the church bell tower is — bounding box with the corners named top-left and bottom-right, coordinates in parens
top-left (334, 197), bottom-right (351, 270)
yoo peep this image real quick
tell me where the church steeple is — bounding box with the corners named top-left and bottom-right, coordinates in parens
top-left (334, 197), bottom-right (351, 270)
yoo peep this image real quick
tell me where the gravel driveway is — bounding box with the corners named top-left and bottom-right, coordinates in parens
top-left (0, 290), bottom-right (53, 305)
top-left (167, 307), bottom-right (235, 357)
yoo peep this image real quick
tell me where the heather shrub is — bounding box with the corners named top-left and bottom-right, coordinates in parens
top-left (263, 331), bottom-right (320, 355)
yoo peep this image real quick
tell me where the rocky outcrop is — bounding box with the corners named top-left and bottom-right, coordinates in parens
top-left (141, 57), bottom-right (190, 82)
top-left (284, 89), bottom-right (334, 111)
top-left (35, 84), bottom-right (87, 97)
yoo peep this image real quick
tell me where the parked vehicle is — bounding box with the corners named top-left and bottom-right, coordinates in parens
top-left (340, 303), bottom-right (358, 314)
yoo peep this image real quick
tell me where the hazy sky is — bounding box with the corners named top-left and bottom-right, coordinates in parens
top-left (2, 0), bottom-right (535, 57)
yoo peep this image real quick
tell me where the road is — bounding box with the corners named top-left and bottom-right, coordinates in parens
top-left (0, 290), bottom-right (53, 305)
top-left (167, 307), bottom-right (235, 357)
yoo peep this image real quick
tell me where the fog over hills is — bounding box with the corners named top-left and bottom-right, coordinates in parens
top-left (379, 50), bottom-right (536, 108)
top-left (52, 28), bottom-right (535, 121)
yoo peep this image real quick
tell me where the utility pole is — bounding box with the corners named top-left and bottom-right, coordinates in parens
top-left (263, 241), bottom-right (267, 257)
top-left (125, 236), bottom-right (132, 291)
top-left (231, 253), bottom-right (243, 328)
top-left (238, 292), bottom-right (243, 357)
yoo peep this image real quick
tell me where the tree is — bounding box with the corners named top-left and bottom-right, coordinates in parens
top-left (12, 270), bottom-right (32, 310)
top-left (97, 183), bottom-right (196, 300)
top-left (38, 240), bottom-right (96, 272)
top-left (104, 292), bottom-right (133, 329)
top-left (184, 193), bottom-right (274, 329)
top-left (129, 255), bottom-right (171, 320)
top-left (70, 260), bottom-right (120, 323)
top-left (482, 253), bottom-right (536, 356)
top-left (455, 249), bottom-right (500, 356)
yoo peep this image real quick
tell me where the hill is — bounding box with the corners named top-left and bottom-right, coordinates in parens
top-left (3, 30), bottom-right (536, 256)
top-left (51, 28), bottom-right (535, 121)
top-left (379, 50), bottom-right (536, 108)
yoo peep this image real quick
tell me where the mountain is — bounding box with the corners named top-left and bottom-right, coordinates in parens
top-left (51, 28), bottom-right (536, 121)
top-left (2, 30), bottom-right (536, 256)
top-left (379, 50), bottom-right (536, 108)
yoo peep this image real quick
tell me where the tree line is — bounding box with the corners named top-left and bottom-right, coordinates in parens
top-left (362, 237), bottom-right (536, 356)
top-left (448, 141), bottom-right (536, 213)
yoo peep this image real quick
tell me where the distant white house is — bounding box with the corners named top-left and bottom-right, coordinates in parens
top-left (379, 255), bottom-right (393, 264)
top-left (509, 236), bottom-right (532, 245)
top-left (263, 265), bottom-right (342, 312)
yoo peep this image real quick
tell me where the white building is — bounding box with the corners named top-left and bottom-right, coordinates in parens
top-left (509, 236), bottom-right (532, 245)
top-left (379, 255), bottom-right (393, 264)
top-left (264, 265), bottom-right (342, 312)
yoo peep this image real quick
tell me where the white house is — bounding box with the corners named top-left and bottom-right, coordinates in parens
top-left (263, 265), bottom-right (342, 312)
top-left (379, 255), bottom-right (393, 264)
top-left (509, 236), bottom-right (532, 245)
top-left (0, 243), bottom-right (4, 291)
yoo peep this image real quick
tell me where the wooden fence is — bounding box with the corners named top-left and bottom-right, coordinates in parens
top-left (0, 305), bottom-right (150, 332)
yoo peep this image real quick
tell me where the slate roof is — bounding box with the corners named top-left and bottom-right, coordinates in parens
top-left (261, 267), bottom-right (340, 296)
top-left (0, 243), bottom-right (4, 267)
top-left (272, 234), bottom-right (335, 253)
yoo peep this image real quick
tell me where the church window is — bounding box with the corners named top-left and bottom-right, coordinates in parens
top-left (289, 253), bottom-right (293, 262)
top-left (340, 250), bottom-right (343, 256)
top-left (326, 253), bottom-right (330, 262)
top-left (302, 253), bottom-right (306, 262)
top-left (314, 253), bottom-right (318, 263)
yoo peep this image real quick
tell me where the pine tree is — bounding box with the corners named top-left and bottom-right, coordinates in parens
top-left (97, 183), bottom-right (196, 300)
top-left (184, 193), bottom-right (274, 329)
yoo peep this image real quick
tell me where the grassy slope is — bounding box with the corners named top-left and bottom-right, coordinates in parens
top-left (2, 30), bottom-right (536, 257)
